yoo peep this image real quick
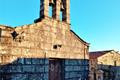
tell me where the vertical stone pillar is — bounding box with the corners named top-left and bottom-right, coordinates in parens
top-left (96, 70), bottom-right (104, 80)
top-left (40, 0), bottom-right (49, 19)
top-left (52, 0), bottom-right (61, 20)
top-left (62, 0), bottom-right (70, 24)
top-left (0, 28), bottom-right (1, 37)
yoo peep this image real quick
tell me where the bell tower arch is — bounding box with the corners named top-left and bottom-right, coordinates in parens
top-left (35, 0), bottom-right (70, 24)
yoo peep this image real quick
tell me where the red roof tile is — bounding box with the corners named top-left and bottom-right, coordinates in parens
top-left (89, 50), bottom-right (113, 59)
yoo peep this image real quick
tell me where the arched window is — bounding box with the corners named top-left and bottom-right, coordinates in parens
top-left (49, 6), bottom-right (52, 18)
top-left (60, 11), bottom-right (63, 21)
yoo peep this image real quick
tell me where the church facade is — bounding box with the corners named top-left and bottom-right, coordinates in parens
top-left (0, 0), bottom-right (89, 80)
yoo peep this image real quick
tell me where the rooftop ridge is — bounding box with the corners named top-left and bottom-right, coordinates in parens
top-left (90, 50), bottom-right (114, 53)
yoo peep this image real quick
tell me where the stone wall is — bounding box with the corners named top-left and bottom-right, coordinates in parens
top-left (0, 17), bottom-right (89, 64)
top-left (64, 59), bottom-right (89, 80)
top-left (98, 51), bottom-right (120, 66)
top-left (89, 50), bottom-right (120, 80)
top-left (97, 51), bottom-right (120, 80)
top-left (0, 58), bottom-right (89, 80)
top-left (0, 0), bottom-right (89, 79)
top-left (0, 58), bottom-right (49, 80)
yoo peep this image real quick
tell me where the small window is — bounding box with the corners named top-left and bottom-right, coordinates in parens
top-left (11, 31), bottom-right (18, 40)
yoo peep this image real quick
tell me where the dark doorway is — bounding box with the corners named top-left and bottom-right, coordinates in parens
top-left (49, 59), bottom-right (63, 80)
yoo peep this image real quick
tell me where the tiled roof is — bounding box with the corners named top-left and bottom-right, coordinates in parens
top-left (89, 50), bottom-right (113, 59)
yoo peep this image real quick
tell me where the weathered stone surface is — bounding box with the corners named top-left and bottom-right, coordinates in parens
top-left (0, 0), bottom-right (89, 79)
top-left (0, 17), bottom-right (89, 64)
top-left (89, 50), bottom-right (120, 80)
top-left (0, 58), bottom-right (49, 80)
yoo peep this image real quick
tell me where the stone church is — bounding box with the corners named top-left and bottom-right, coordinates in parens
top-left (0, 0), bottom-right (89, 80)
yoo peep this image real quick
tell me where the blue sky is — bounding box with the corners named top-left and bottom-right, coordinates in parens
top-left (0, 0), bottom-right (120, 51)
